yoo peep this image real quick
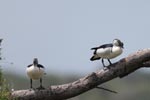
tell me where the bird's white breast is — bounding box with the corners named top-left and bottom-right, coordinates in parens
top-left (26, 65), bottom-right (45, 80)
top-left (109, 46), bottom-right (123, 59)
top-left (96, 46), bottom-right (123, 59)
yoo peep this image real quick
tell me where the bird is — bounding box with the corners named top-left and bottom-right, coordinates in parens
top-left (90, 39), bottom-right (124, 67)
top-left (26, 58), bottom-right (45, 90)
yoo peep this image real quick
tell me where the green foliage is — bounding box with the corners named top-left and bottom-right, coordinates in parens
top-left (0, 69), bottom-right (9, 100)
top-left (0, 39), bottom-right (9, 100)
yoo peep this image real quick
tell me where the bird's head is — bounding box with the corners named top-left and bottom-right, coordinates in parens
top-left (113, 39), bottom-right (124, 48)
top-left (33, 58), bottom-right (38, 65)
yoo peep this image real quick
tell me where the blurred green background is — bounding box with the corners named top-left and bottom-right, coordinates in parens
top-left (3, 70), bottom-right (150, 100)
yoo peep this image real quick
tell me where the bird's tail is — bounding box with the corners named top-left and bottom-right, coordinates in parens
top-left (90, 55), bottom-right (101, 61)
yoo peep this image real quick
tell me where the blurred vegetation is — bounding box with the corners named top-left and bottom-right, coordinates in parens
top-left (0, 69), bottom-right (9, 100)
top-left (0, 39), bottom-right (10, 100)
top-left (3, 70), bottom-right (150, 100)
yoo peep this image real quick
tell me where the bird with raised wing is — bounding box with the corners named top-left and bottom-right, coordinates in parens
top-left (90, 39), bottom-right (124, 67)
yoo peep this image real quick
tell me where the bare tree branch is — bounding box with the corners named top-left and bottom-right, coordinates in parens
top-left (10, 49), bottom-right (150, 100)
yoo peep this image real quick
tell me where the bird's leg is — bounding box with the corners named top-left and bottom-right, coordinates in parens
top-left (101, 59), bottom-right (105, 67)
top-left (107, 59), bottom-right (112, 65)
top-left (37, 78), bottom-right (45, 90)
top-left (102, 59), bottom-right (108, 70)
top-left (30, 79), bottom-right (33, 89)
top-left (40, 78), bottom-right (42, 88)
top-left (107, 59), bottom-right (112, 69)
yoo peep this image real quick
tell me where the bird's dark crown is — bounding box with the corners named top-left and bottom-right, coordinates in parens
top-left (33, 58), bottom-right (38, 65)
top-left (113, 39), bottom-right (124, 48)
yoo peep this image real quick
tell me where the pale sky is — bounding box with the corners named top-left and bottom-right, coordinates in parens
top-left (0, 0), bottom-right (150, 76)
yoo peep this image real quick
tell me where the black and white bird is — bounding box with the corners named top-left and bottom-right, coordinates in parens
top-left (90, 39), bottom-right (124, 67)
top-left (26, 58), bottom-right (45, 89)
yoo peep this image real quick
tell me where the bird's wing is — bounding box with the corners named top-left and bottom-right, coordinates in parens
top-left (38, 64), bottom-right (46, 75)
top-left (91, 43), bottom-right (113, 50)
top-left (38, 64), bottom-right (45, 68)
top-left (91, 47), bottom-right (99, 50)
top-left (99, 43), bottom-right (113, 48)
top-left (27, 64), bottom-right (32, 68)
top-left (91, 47), bottom-right (99, 54)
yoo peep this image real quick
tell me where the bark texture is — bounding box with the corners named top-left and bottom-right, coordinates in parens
top-left (10, 49), bottom-right (150, 100)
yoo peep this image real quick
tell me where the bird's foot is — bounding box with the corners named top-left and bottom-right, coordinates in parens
top-left (29, 88), bottom-right (36, 91)
top-left (103, 66), bottom-right (111, 70)
top-left (103, 67), bottom-right (108, 70)
top-left (109, 63), bottom-right (112, 66)
top-left (36, 86), bottom-right (45, 90)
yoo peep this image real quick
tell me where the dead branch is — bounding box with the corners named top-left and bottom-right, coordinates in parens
top-left (10, 49), bottom-right (150, 100)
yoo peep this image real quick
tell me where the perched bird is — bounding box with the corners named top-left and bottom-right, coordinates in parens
top-left (90, 39), bottom-right (124, 67)
top-left (26, 58), bottom-right (45, 89)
